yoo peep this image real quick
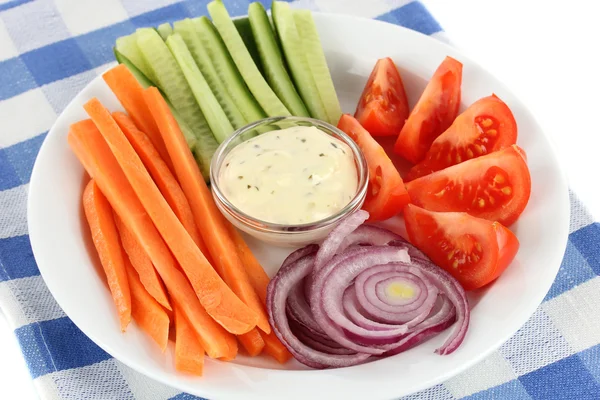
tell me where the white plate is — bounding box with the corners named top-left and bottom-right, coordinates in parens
top-left (27, 13), bottom-right (570, 400)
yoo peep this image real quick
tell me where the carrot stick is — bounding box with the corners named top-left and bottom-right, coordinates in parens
top-left (174, 306), bottom-right (205, 375)
top-left (144, 87), bottom-right (271, 334)
top-left (102, 65), bottom-right (174, 173)
top-left (114, 213), bottom-right (171, 311)
top-left (238, 328), bottom-right (265, 357)
top-left (68, 119), bottom-right (237, 358)
top-left (225, 223), bottom-right (271, 307)
top-left (83, 98), bottom-right (257, 335)
top-left (261, 331), bottom-right (293, 364)
top-left (126, 256), bottom-right (169, 351)
top-left (83, 179), bottom-right (131, 331)
top-left (112, 111), bottom-right (211, 261)
top-left (223, 225), bottom-right (292, 362)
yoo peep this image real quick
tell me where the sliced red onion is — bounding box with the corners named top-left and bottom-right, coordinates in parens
top-left (339, 224), bottom-right (404, 249)
top-left (313, 210), bottom-right (369, 272)
top-left (355, 265), bottom-right (439, 326)
top-left (384, 295), bottom-right (457, 356)
top-left (289, 319), bottom-right (355, 355)
top-left (342, 289), bottom-right (412, 332)
top-left (266, 211), bottom-right (470, 369)
top-left (408, 258), bottom-right (470, 355)
top-left (311, 246), bottom-right (411, 354)
top-left (267, 253), bottom-right (370, 368)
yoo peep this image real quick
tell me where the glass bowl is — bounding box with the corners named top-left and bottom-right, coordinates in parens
top-left (210, 116), bottom-right (368, 247)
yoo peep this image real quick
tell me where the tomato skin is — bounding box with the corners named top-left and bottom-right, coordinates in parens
top-left (394, 56), bottom-right (462, 164)
top-left (337, 114), bottom-right (410, 221)
top-left (406, 145), bottom-right (531, 226)
top-left (355, 58), bottom-right (409, 136)
top-left (405, 94), bottom-right (517, 181)
top-left (403, 204), bottom-right (519, 290)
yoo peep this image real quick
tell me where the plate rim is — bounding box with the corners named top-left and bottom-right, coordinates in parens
top-left (27, 11), bottom-right (571, 400)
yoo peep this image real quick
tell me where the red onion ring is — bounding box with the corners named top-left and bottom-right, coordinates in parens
top-left (266, 211), bottom-right (470, 368)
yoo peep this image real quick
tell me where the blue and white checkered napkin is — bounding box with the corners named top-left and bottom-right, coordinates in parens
top-left (0, 1), bottom-right (599, 399)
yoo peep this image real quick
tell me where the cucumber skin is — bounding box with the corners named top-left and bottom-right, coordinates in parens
top-left (293, 10), bottom-right (342, 125)
top-left (193, 16), bottom-right (266, 128)
top-left (173, 19), bottom-right (248, 132)
top-left (136, 28), bottom-right (217, 180)
top-left (115, 33), bottom-right (156, 83)
top-left (249, 2), bottom-right (309, 118)
top-left (271, 1), bottom-right (328, 122)
top-left (233, 17), bottom-right (264, 77)
top-left (167, 33), bottom-right (234, 143)
top-left (208, 0), bottom-right (290, 118)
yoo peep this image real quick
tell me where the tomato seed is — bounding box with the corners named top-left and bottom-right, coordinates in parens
top-left (481, 118), bottom-right (493, 128)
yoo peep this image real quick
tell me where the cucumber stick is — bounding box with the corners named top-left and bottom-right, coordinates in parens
top-left (167, 34), bottom-right (234, 143)
top-left (113, 49), bottom-right (202, 175)
top-left (136, 28), bottom-right (217, 180)
top-left (174, 19), bottom-right (247, 132)
top-left (249, 3), bottom-right (309, 117)
top-left (293, 10), bottom-right (341, 124)
top-left (157, 23), bottom-right (173, 40)
top-left (233, 17), bottom-right (264, 77)
top-left (207, 0), bottom-right (290, 117)
top-left (115, 34), bottom-right (156, 83)
top-left (271, 2), bottom-right (328, 122)
top-left (193, 16), bottom-right (266, 125)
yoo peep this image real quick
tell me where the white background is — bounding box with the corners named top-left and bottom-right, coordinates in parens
top-left (1, 0), bottom-right (599, 398)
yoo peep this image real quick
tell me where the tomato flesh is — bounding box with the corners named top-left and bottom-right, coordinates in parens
top-left (355, 57), bottom-right (409, 136)
top-left (405, 95), bottom-right (517, 181)
top-left (406, 145), bottom-right (530, 226)
top-left (404, 204), bottom-right (519, 290)
top-left (394, 56), bottom-right (462, 164)
top-left (337, 114), bottom-right (410, 221)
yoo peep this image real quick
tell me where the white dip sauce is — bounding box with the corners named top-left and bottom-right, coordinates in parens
top-left (219, 126), bottom-right (358, 225)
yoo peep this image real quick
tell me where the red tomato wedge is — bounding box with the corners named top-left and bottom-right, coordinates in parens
top-left (394, 56), bottom-right (462, 164)
top-left (404, 204), bottom-right (519, 291)
top-left (354, 57), bottom-right (409, 136)
top-left (406, 145), bottom-right (530, 226)
top-left (337, 114), bottom-right (410, 221)
top-left (405, 95), bottom-right (517, 181)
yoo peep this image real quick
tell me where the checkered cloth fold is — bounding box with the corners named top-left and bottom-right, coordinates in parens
top-left (0, 1), bottom-right (598, 399)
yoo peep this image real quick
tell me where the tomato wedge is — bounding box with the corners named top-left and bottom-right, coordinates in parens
top-left (337, 114), bottom-right (410, 221)
top-left (354, 57), bottom-right (409, 136)
top-left (394, 56), bottom-right (462, 164)
top-left (406, 145), bottom-right (530, 226)
top-left (405, 95), bottom-right (517, 181)
top-left (404, 204), bottom-right (519, 290)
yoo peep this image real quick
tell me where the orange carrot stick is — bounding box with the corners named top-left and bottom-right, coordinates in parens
top-left (238, 328), bottom-right (265, 357)
top-left (144, 87), bottom-right (270, 334)
top-left (224, 225), bottom-right (292, 362)
top-left (114, 213), bottom-right (171, 311)
top-left (102, 65), bottom-right (173, 172)
top-left (226, 223), bottom-right (271, 306)
top-left (68, 119), bottom-right (237, 358)
top-left (112, 111), bottom-right (211, 261)
top-left (261, 331), bottom-right (293, 364)
top-left (83, 98), bottom-right (257, 335)
top-left (83, 180), bottom-right (131, 331)
top-left (174, 306), bottom-right (205, 375)
top-left (126, 256), bottom-right (169, 351)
